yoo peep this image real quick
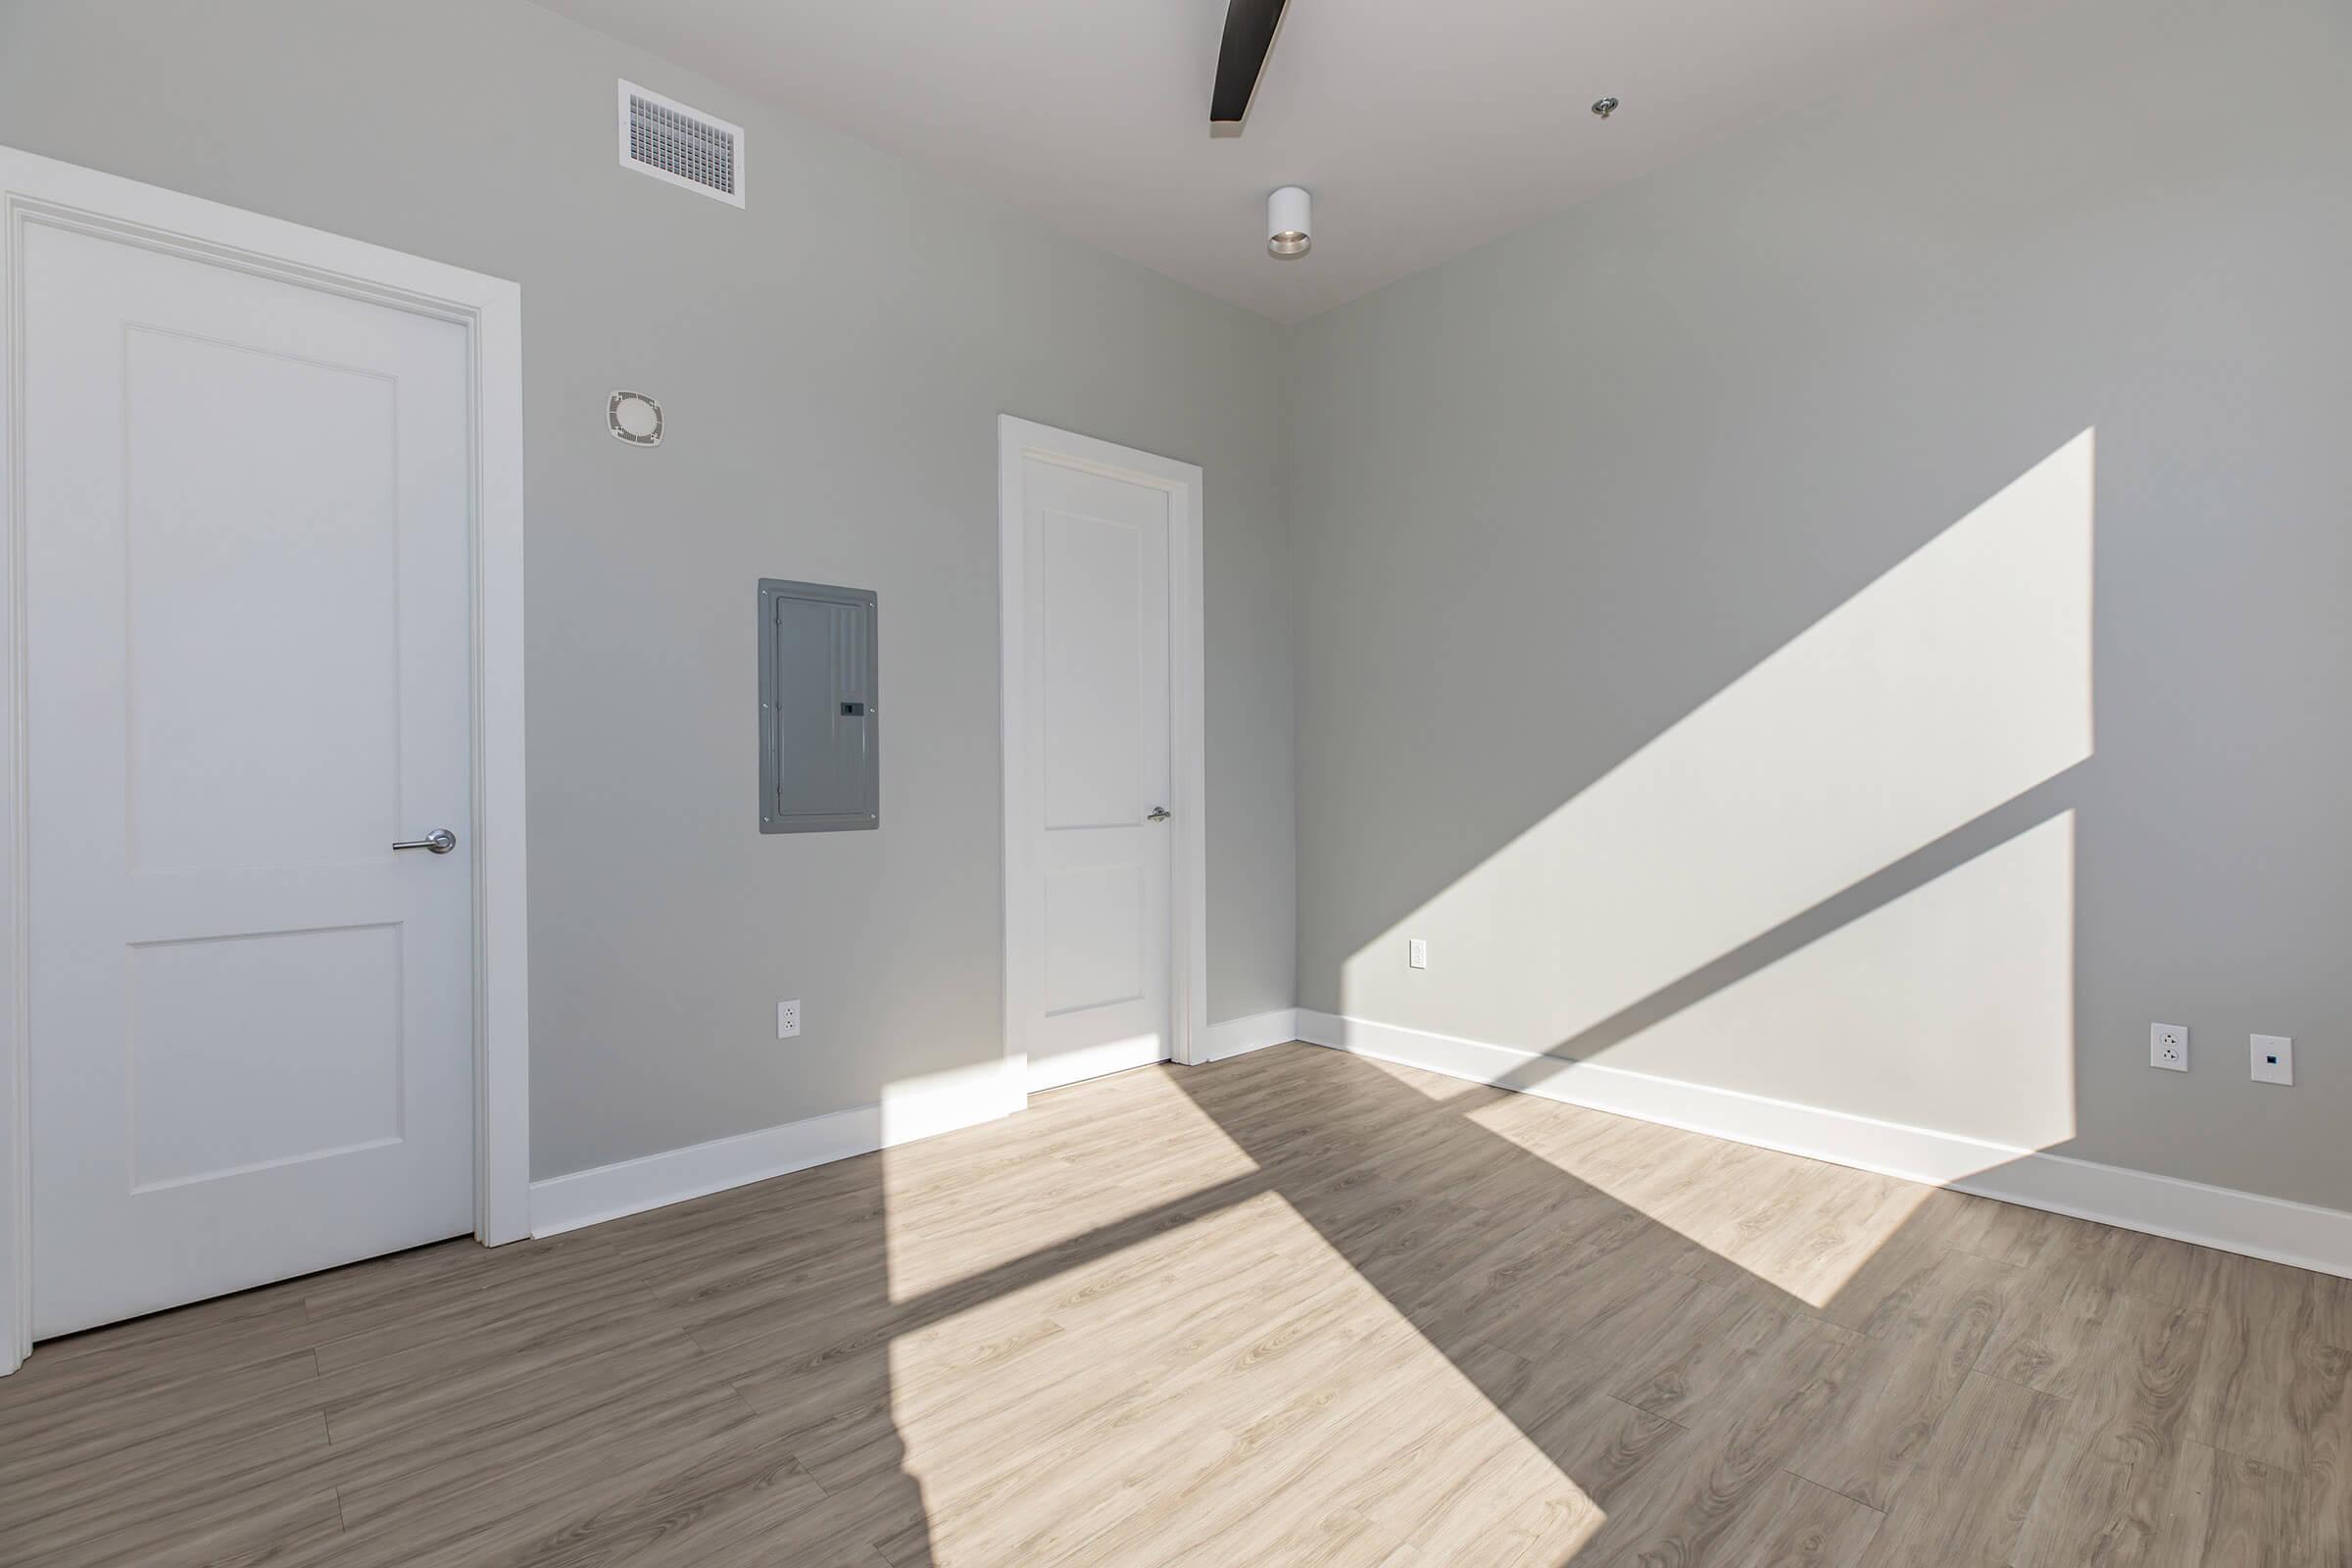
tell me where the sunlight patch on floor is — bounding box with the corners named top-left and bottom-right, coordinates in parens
top-left (879, 1063), bottom-right (1263, 1303)
top-left (1455, 1073), bottom-right (1946, 1313)
top-left (888, 1188), bottom-right (1603, 1567)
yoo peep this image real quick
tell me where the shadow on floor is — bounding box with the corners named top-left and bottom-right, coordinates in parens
top-left (4, 1044), bottom-right (2332, 1565)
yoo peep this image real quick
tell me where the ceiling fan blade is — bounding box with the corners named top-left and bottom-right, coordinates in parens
top-left (1211, 0), bottom-right (1291, 124)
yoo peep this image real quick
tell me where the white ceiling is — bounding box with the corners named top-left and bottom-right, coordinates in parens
top-left (537, 0), bottom-right (1996, 322)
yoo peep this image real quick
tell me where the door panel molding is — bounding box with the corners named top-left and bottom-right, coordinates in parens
top-left (999, 416), bottom-right (1208, 1095)
top-left (0, 145), bottom-right (530, 1372)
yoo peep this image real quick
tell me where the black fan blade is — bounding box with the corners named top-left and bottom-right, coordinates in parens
top-left (1211, 0), bottom-right (1291, 123)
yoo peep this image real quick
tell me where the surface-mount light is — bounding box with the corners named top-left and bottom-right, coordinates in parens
top-left (1267, 185), bottom-right (1311, 259)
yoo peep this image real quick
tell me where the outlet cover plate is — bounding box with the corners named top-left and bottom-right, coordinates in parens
top-left (2251, 1034), bottom-right (2293, 1086)
top-left (777, 1000), bottom-right (802, 1039)
top-left (1408, 938), bottom-right (1428, 970)
top-left (2150, 1022), bottom-right (2188, 1072)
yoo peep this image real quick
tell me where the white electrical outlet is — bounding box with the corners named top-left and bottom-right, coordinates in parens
top-left (2251, 1034), bottom-right (2293, 1087)
top-left (2150, 1022), bottom-right (2188, 1072)
top-left (1408, 938), bottom-right (1428, 970)
top-left (777, 999), bottom-right (801, 1039)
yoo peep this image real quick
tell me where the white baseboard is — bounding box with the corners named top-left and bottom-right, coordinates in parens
top-left (530, 1062), bottom-right (1025, 1239)
top-left (1201, 1007), bottom-right (1301, 1063)
top-left (1297, 1009), bottom-right (2352, 1281)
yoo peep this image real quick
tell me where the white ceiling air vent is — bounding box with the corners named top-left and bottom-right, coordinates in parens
top-left (618, 80), bottom-right (745, 208)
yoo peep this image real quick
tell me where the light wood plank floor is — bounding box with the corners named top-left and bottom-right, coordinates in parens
top-left (4, 1044), bottom-right (2346, 1566)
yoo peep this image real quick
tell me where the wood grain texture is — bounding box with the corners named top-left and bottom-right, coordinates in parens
top-left (1, 1044), bottom-right (2343, 1565)
top-left (1853, 1370), bottom-right (2063, 1565)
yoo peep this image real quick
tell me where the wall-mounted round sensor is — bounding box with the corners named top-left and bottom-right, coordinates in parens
top-left (609, 390), bottom-right (663, 446)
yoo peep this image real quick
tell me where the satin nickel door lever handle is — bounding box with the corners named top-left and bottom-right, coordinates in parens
top-left (1147, 807), bottom-right (1172, 822)
top-left (393, 828), bottom-right (458, 854)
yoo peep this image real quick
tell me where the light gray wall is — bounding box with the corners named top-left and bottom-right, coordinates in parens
top-left (1289, 0), bottom-right (2352, 1208)
top-left (0, 0), bottom-right (1297, 1179)
top-left (6, 0), bottom-right (2339, 1212)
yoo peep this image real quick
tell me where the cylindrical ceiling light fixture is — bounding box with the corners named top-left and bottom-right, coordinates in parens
top-left (1267, 185), bottom-right (1311, 259)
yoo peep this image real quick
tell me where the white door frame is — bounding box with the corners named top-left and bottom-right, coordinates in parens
top-left (998, 416), bottom-right (1209, 1090)
top-left (0, 146), bottom-right (531, 1374)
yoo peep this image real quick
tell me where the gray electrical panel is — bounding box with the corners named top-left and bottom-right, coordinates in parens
top-left (759, 579), bottom-right (879, 833)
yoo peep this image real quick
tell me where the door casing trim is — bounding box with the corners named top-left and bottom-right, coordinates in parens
top-left (0, 145), bottom-right (531, 1373)
top-left (997, 416), bottom-right (1210, 1097)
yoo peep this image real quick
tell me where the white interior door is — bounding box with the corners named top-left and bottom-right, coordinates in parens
top-left (24, 217), bottom-right (476, 1338)
top-left (1016, 458), bottom-right (1174, 1092)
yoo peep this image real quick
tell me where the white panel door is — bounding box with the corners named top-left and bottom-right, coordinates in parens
top-left (1018, 459), bottom-right (1173, 1092)
top-left (25, 220), bottom-right (475, 1338)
